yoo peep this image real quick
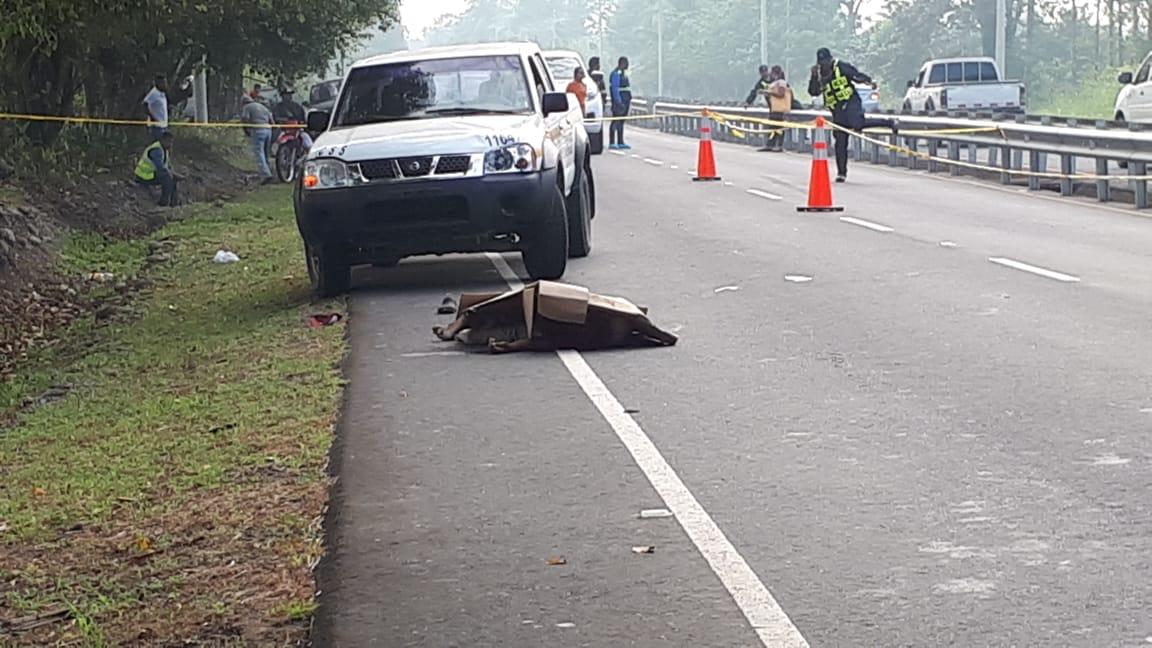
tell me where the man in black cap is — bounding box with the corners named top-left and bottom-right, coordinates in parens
top-left (808, 47), bottom-right (897, 183)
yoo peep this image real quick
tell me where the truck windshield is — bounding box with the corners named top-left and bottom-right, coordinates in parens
top-left (333, 55), bottom-right (533, 127)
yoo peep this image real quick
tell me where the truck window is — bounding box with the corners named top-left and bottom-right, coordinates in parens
top-left (332, 55), bottom-right (534, 127)
top-left (1137, 59), bottom-right (1152, 84)
top-left (929, 65), bottom-right (945, 84)
top-left (527, 57), bottom-right (548, 102)
top-left (979, 62), bottom-right (998, 81)
top-left (963, 63), bottom-right (980, 82)
top-left (946, 62), bottom-right (963, 83)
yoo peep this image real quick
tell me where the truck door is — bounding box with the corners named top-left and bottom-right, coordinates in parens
top-left (530, 54), bottom-right (575, 193)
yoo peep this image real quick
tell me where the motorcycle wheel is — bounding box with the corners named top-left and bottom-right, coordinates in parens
top-left (275, 143), bottom-right (296, 183)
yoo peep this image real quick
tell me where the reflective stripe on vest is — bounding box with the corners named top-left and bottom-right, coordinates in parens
top-left (822, 62), bottom-right (855, 110)
top-left (135, 141), bottom-right (166, 181)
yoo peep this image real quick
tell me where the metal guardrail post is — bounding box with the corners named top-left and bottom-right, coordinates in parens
top-left (1028, 151), bottom-right (1041, 191)
top-left (1059, 155), bottom-right (1074, 196)
top-left (1096, 159), bottom-right (1111, 202)
top-left (948, 142), bottom-right (961, 176)
top-left (1132, 161), bottom-right (1148, 209)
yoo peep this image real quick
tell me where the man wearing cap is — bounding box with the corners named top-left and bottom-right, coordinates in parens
top-left (808, 47), bottom-right (898, 183)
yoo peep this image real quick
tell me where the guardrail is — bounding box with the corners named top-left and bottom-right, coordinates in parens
top-left (626, 98), bottom-right (1152, 209)
top-left (634, 96), bottom-right (1136, 131)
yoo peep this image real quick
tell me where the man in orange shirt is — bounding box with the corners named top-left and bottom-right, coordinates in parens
top-left (565, 68), bottom-right (588, 116)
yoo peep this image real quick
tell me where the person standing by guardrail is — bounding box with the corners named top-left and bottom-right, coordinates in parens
top-left (241, 95), bottom-right (275, 184)
top-left (609, 56), bottom-right (632, 150)
top-left (808, 47), bottom-right (898, 183)
top-left (765, 66), bottom-right (793, 152)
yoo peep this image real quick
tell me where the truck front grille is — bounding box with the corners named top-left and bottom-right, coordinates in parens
top-left (357, 155), bottom-right (473, 181)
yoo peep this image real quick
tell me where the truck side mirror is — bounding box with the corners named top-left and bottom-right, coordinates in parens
top-left (542, 92), bottom-right (569, 116)
top-left (906, 80), bottom-right (915, 88)
top-left (1119, 71), bottom-right (1134, 84)
top-left (306, 110), bottom-right (330, 133)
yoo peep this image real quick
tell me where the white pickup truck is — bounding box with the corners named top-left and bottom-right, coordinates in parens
top-left (294, 42), bottom-right (595, 297)
top-left (902, 57), bottom-right (1026, 114)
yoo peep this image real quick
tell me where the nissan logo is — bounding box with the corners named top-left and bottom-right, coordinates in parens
top-left (407, 161), bottom-right (422, 172)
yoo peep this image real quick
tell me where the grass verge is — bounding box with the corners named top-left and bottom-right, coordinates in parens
top-left (0, 186), bottom-right (346, 646)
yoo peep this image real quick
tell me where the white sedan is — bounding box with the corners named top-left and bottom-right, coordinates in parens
top-left (543, 49), bottom-right (604, 154)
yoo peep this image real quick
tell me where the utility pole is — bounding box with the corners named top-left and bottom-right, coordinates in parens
top-left (657, 7), bottom-right (664, 96)
top-left (193, 54), bottom-right (209, 123)
top-left (760, 0), bottom-right (767, 65)
top-left (995, 0), bottom-right (1007, 73)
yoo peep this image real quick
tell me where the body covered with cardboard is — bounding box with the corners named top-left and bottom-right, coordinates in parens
top-left (433, 281), bottom-right (678, 353)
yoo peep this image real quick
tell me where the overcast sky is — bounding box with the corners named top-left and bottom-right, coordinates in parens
top-left (400, 0), bottom-right (886, 40)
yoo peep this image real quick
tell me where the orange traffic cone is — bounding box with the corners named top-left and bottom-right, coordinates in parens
top-left (693, 109), bottom-right (721, 182)
top-left (797, 117), bottom-right (843, 212)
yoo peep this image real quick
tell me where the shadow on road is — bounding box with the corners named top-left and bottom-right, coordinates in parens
top-left (350, 253), bottom-right (525, 295)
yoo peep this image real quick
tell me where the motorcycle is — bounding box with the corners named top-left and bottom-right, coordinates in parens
top-left (273, 120), bottom-right (307, 183)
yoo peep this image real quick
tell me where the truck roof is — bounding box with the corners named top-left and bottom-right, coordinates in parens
top-left (922, 56), bottom-right (998, 66)
top-left (350, 42), bottom-right (542, 69)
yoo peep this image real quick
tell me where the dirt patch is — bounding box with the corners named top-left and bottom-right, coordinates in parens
top-left (0, 134), bottom-right (258, 381)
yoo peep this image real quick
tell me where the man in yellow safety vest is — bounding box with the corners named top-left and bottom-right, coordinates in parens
top-left (808, 47), bottom-right (898, 183)
top-left (134, 131), bottom-right (180, 207)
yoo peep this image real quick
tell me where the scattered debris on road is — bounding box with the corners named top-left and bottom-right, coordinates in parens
top-left (433, 281), bottom-right (678, 353)
top-left (212, 250), bottom-right (240, 263)
top-left (308, 313), bottom-right (343, 328)
top-left (437, 295), bottom-right (458, 315)
top-left (631, 545), bottom-right (656, 554)
top-left (713, 285), bottom-right (740, 293)
top-left (556, 622), bottom-right (577, 629)
top-left (784, 274), bottom-right (813, 283)
top-left (547, 557), bottom-right (567, 565)
top-left (638, 509), bottom-right (673, 519)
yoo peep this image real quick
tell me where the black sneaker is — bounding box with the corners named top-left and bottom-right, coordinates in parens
top-left (835, 175), bottom-right (846, 183)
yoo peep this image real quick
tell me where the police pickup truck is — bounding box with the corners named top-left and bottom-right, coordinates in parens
top-left (295, 42), bottom-right (596, 297)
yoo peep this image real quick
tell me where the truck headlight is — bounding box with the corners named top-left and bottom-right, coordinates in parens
top-left (303, 159), bottom-right (352, 189)
top-left (484, 143), bottom-right (540, 174)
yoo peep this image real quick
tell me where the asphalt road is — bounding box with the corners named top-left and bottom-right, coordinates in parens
top-left (314, 129), bottom-right (1152, 647)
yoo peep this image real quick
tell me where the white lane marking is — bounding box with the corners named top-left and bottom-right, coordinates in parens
top-left (839, 216), bottom-right (894, 233)
top-left (643, 158), bottom-right (664, 166)
top-left (784, 275), bottom-right (813, 283)
top-left (610, 150), bottom-right (627, 156)
top-left (987, 257), bottom-right (1081, 283)
top-left (724, 181), bottom-right (735, 187)
top-left (630, 153), bottom-right (641, 159)
top-left (746, 189), bottom-right (783, 201)
top-left (400, 351), bottom-right (466, 358)
top-left (939, 241), bottom-right (958, 248)
top-left (484, 252), bottom-right (809, 648)
top-left (670, 164), bottom-right (680, 170)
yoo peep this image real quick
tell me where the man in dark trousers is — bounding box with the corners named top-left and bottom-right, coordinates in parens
top-left (807, 47), bottom-right (897, 183)
top-left (608, 56), bottom-right (632, 150)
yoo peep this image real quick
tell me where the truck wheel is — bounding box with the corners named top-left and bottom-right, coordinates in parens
top-left (522, 183), bottom-right (568, 280)
top-left (589, 130), bottom-right (604, 155)
top-left (305, 242), bottom-right (352, 298)
top-left (566, 163), bottom-right (592, 258)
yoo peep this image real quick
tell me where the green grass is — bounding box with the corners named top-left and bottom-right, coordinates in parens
top-left (0, 186), bottom-right (346, 645)
top-left (1028, 67), bottom-right (1125, 118)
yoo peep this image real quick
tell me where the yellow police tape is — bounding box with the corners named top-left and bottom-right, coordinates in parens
top-left (5, 108), bottom-right (1149, 182)
top-left (0, 112), bottom-right (304, 129)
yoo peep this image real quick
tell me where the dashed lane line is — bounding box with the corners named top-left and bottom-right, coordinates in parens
top-left (988, 257), bottom-right (1081, 283)
top-left (839, 216), bottom-right (894, 233)
top-left (746, 189), bottom-right (783, 201)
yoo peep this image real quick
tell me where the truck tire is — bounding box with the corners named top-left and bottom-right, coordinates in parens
top-left (305, 241), bottom-right (352, 298)
top-left (566, 162), bottom-right (592, 258)
top-left (522, 183), bottom-right (569, 280)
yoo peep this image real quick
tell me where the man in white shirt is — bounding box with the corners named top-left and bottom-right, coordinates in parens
top-left (142, 75), bottom-right (169, 142)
